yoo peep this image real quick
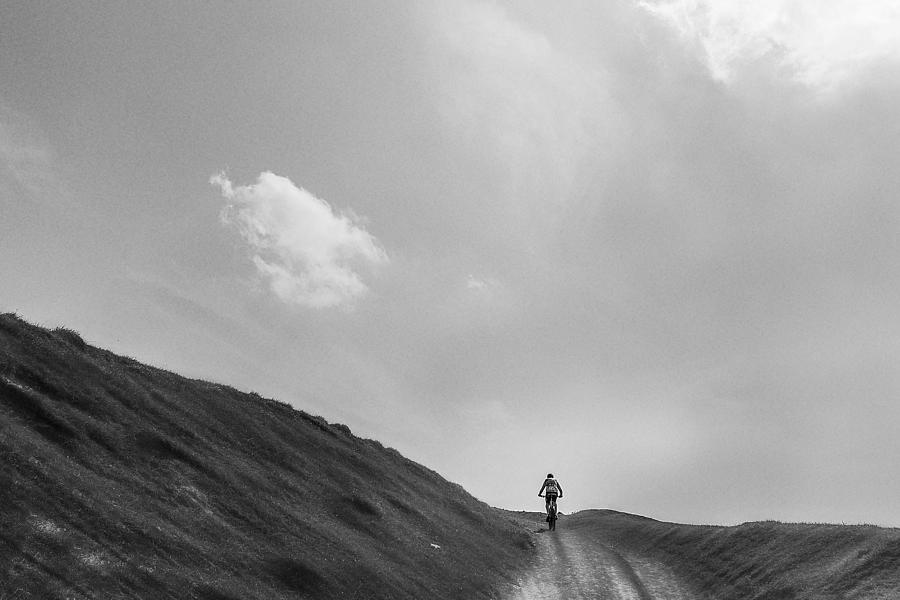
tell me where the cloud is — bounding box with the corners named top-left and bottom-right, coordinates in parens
top-left (421, 1), bottom-right (616, 225)
top-left (211, 171), bottom-right (388, 308)
top-left (0, 104), bottom-right (58, 202)
top-left (465, 275), bottom-right (496, 291)
top-left (639, 0), bottom-right (900, 91)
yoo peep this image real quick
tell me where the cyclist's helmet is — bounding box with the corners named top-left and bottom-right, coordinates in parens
top-left (547, 473), bottom-right (554, 478)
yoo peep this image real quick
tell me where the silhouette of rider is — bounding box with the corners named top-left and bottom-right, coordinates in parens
top-left (538, 473), bottom-right (563, 517)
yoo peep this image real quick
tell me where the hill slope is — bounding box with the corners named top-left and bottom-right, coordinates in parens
top-left (0, 313), bottom-right (533, 599)
top-left (568, 510), bottom-right (900, 599)
top-left (5, 312), bottom-right (900, 599)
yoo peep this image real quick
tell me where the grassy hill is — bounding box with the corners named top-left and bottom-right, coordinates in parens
top-left (0, 313), bottom-right (534, 599)
top-left (568, 510), bottom-right (900, 599)
top-left (5, 312), bottom-right (900, 599)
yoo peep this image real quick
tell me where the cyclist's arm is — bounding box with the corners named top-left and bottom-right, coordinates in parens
top-left (537, 482), bottom-right (547, 496)
top-left (557, 482), bottom-right (564, 496)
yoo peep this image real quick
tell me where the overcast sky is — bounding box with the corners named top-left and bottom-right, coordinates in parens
top-left (3, 0), bottom-right (900, 526)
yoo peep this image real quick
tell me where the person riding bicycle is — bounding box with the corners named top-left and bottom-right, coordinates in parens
top-left (538, 473), bottom-right (563, 518)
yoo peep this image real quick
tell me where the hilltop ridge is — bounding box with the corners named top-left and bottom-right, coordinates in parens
top-left (0, 313), bottom-right (533, 599)
top-left (567, 510), bottom-right (900, 599)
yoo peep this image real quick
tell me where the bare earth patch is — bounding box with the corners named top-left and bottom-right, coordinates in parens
top-left (506, 519), bottom-right (694, 600)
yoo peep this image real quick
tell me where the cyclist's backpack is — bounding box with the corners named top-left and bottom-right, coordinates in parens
top-left (545, 478), bottom-right (558, 494)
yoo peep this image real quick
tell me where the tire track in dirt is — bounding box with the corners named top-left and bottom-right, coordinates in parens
top-left (505, 524), bottom-right (694, 600)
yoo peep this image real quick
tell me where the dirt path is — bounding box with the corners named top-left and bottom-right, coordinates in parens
top-left (505, 522), bottom-right (695, 600)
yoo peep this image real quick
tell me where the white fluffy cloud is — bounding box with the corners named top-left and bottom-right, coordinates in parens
top-left (640, 0), bottom-right (900, 91)
top-left (211, 171), bottom-right (387, 308)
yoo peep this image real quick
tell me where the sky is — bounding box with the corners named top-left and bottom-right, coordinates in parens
top-left (2, 0), bottom-right (900, 526)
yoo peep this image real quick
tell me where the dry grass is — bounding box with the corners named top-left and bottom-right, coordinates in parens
top-left (0, 313), bottom-right (534, 599)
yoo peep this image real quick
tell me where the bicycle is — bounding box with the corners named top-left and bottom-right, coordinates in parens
top-left (539, 494), bottom-right (559, 531)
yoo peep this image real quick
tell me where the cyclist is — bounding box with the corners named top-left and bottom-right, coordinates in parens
top-left (537, 473), bottom-right (563, 519)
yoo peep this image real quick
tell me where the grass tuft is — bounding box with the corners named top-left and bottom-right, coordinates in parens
top-left (264, 557), bottom-right (328, 594)
top-left (51, 327), bottom-right (87, 350)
